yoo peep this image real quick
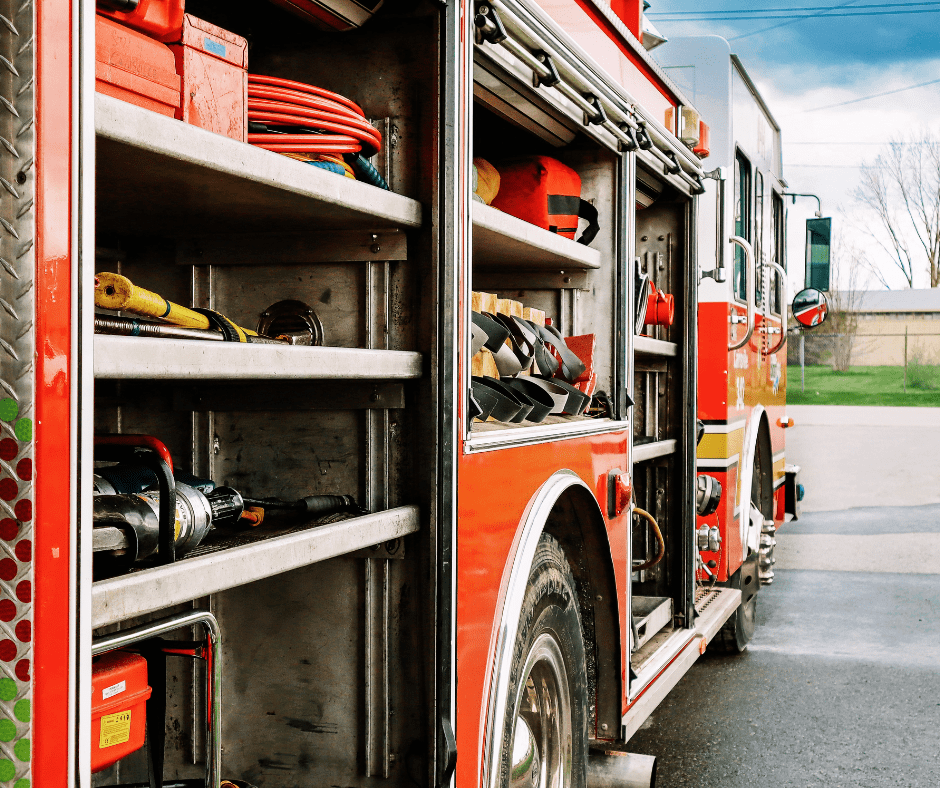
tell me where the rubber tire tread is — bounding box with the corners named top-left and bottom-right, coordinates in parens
top-left (498, 533), bottom-right (588, 787)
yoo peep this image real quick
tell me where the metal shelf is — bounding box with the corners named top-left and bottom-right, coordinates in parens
top-left (633, 439), bottom-right (677, 463)
top-left (472, 202), bottom-right (602, 270)
top-left (95, 94), bottom-right (423, 234)
top-left (634, 336), bottom-right (678, 357)
top-left (93, 505), bottom-right (419, 628)
top-left (94, 335), bottom-right (423, 380)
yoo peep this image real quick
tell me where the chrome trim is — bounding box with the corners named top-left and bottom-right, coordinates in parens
top-left (728, 236), bottom-right (756, 351)
top-left (737, 405), bottom-right (766, 560)
top-left (76, 0), bottom-right (97, 783)
top-left (482, 470), bottom-right (593, 788)
top-left (633, 439), bottom-right (677, 463)
top-left (466, 419), bottom-right (628, 454)
top-left (629, 629), bottom-right (695, 700)
top-left (702, 419), bottom-right (746, 434)
top-left (696, 454), bottom-right (740, 470)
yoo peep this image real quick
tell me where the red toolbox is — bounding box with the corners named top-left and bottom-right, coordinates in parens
top-left (98, 0), bottom-right (186, 43)
top-left (91, 650), bottom-right (152, 773)
top-left (170, 15), bottom-right (248, 141)
top-left (96, 13), bottom-right (182, 117)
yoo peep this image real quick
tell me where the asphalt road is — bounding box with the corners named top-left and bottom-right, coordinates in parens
top-left (628, 407), bottom-right (940, 787)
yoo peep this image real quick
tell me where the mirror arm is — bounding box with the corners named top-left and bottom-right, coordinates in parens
top-left (728, 235), bottom-right (756, 351)
top-left (763, 260), bottom-right (788, 355)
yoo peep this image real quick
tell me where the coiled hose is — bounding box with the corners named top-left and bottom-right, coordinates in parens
top-left (633, 506), bottom-right (665, 572)
top-left (247, 74), bottom-right (389, 189)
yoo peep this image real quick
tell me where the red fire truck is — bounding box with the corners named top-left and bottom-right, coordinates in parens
top-left (2, 1), bottom-right (813, 787)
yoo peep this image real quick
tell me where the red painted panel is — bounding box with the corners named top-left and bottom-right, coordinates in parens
top-left (34, 0), bottom-right (73, 782)
top-left (455, 431), bottom-right (629, 788)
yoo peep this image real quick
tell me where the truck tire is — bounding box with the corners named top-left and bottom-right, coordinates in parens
top-left (718, 426), bottom-right (771, 653)
top-left (499, 533), bottom-right (589, 787)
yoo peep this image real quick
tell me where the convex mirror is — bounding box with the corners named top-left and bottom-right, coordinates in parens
top-left (792, 287), bottom-right (830, 328)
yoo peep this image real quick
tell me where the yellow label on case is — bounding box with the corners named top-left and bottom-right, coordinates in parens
top-left (100, 710), bottom-right (132, 748)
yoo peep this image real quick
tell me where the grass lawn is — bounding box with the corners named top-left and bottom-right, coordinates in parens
top-left (787, 365), bottom-right (940, 407)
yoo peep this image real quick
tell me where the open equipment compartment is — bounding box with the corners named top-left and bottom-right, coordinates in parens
top-left (467, 29), bottom-right (628, 445)
top-left (90, 1), bottom-right (447, 785)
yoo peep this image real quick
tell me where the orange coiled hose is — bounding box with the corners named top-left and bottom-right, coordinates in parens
top-left (247, 75), bottom-right (381, 157)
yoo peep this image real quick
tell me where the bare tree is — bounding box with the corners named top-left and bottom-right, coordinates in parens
top-left (826, 236), bottom-right (871, 372)
top-left (855, 132), bottom-right (940, 288)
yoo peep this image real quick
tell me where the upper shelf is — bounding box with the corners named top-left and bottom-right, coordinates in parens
top-left (95, 94), bottom-right (423, 235)
top-left (472, 202), bottom-right (602, 270)
top-left (93, 505), bottom-right (419, 628)
top-left (634, 336), bottom-right (678, 357)
top-left (94, 335), bottom-right (423, 380)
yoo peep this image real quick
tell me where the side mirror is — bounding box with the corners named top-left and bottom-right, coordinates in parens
top-left (792, 287), bottom-right (830, 328)
top-left (805, 217), bottom-right (831, 292)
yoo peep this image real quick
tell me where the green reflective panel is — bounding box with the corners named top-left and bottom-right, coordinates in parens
top-left (805, 217), bottom-right (831, 292)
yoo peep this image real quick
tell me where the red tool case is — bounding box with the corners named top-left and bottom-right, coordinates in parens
top-left (98, 0), bottom-right (186, 43)
top-left (91, 650), bottom-right (152, 773)
top-left (95, 13), bottom-right (182, 117)
top-left (170, 15), bottom-right (248, 141)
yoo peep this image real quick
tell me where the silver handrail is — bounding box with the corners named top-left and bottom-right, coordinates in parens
top-left (93, 609), bottom-right (222, 788)
top-left (763, 260), bottom-right (788, 355)
top-left (728, 235), bottom-right (756, 351)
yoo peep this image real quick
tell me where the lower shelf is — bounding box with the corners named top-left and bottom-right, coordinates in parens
top-left (92, 505), bottom-right (419, 628)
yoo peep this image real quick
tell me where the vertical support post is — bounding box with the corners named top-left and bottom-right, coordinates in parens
top-left (904, 326), bottom-right (908, 392)
top-left (800, 333), bottom-right (805, 393)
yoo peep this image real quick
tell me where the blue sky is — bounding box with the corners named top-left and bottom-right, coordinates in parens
top-left (646, 1), bottom-right (940, 289)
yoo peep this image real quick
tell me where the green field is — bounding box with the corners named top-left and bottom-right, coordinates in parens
top-left (787, 365), bottom-right (940, 406)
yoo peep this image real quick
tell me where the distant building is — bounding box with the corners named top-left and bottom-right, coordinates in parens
top-left (843, 289), bottom-right (940, 366)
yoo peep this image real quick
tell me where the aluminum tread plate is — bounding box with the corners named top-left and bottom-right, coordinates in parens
top-left (95, 94), bottom-right (423, 233)
top-left (94, 335), bottom-right (423, 380)
top-left (634, 336), bottom-right (678, 357)
top-left (472, 202), bottom-right (601, 270)
top-left (92, 505), bottom-right (420, 627)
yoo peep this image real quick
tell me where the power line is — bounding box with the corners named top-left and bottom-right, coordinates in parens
top-left (728, 0), bottom-right (861, 41)
top-left (652, 8), bottom-right (940, 21)
top-left (794, 77), bottom-right (940, 113)
top-left (648, 1), bottom-right (940, 16)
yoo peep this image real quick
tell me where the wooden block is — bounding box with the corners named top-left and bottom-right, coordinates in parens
top-left (472, 291), bottom-right (498, 314)
top-left (496, 298), bottom-right (523, 318)
top-left (523, 307), bottom-right (545, 326)
top-left (471, 348), bottom-right (499, 378)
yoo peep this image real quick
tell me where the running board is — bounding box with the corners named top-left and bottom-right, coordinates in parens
top-left (621, 588), bottom-right (740, 742)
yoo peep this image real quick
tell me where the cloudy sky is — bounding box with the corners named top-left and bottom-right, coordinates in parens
top-left (646, 1), bottom-right (940, 291)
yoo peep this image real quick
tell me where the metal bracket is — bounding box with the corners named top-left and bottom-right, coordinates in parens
top-left (662, 150), bottom-right (681, 175)
top-left (532, 49), bottom-right (561, 88)
top-left (474, 2), bottom-right (508, 44)
top-left (635, 123), bottom-right (653, 151)
top-left (349, 538), bottom-right (406, 560)
top-left (700, 267), bottom-right (727, 283)
top-left (617, 123), bottom-right (639, 152)
top-left (583, 93), bottom-right (608, 127)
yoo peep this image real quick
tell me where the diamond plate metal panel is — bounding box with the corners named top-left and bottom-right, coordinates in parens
top-left (0, 0), bottom-right (34, 785)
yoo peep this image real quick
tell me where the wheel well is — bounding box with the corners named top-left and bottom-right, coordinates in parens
top-left (753, 413), bottom-right (773, 519)
top-left (543, 485), bottom-right (622, 742)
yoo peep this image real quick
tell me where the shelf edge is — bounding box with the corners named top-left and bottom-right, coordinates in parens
top-left (92, 505), bottom-right (419, 628)
top-left (96, 93), bottom-right (423, 229)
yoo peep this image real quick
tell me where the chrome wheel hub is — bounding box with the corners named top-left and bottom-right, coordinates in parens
top-left (509, 634), bottom-right (572, 788)
top-left (759, 518), bottom-right (776, 585)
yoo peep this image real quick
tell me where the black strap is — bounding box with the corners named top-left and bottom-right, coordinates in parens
top-left (191, 308), bottom-right (244, 342)
top-left (526, 321), bottom-right (586, 383)
top-left (577, 199), bottom-right (600, 245)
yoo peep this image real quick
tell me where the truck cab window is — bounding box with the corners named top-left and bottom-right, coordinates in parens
top-left (733, 150), bottom-right (751, 302)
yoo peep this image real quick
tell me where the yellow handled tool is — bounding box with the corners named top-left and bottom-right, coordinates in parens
top-left (95, 273), bottom-right (258, 338)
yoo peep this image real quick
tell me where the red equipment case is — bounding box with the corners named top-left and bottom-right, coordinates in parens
top-left (170, 15), bottom-right (248, 141)
top-left (98, 0), bottom-right (186, 43)
top-left (90, 650), bottom-right (152, 773)
top-left (95, 13), bottom-right (182, 117)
